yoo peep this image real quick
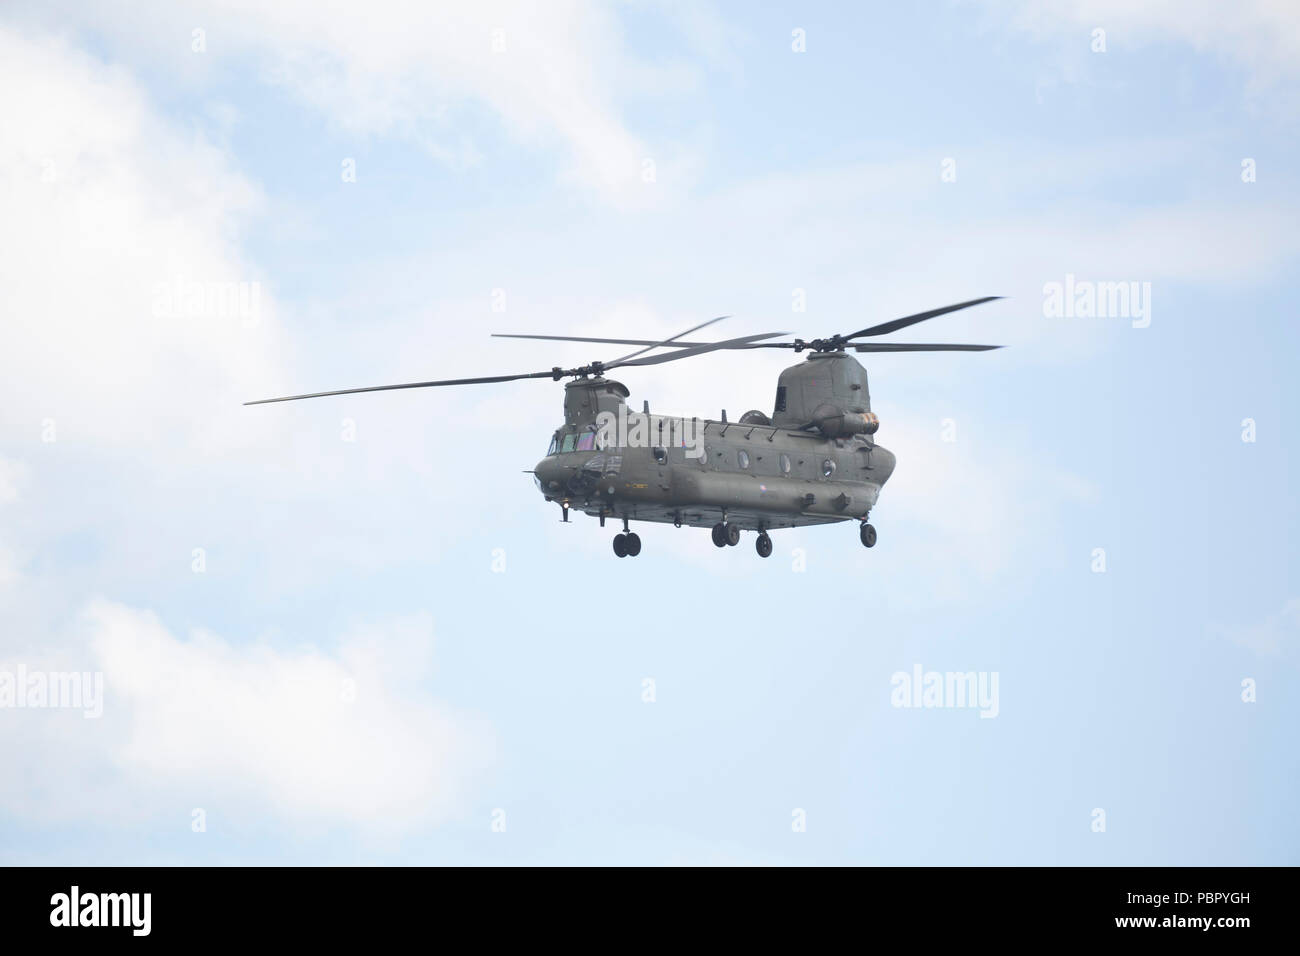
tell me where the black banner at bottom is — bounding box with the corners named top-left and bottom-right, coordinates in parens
top-left (0, 866), bottom-right (1283, 942)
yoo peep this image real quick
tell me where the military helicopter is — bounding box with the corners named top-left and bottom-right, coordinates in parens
top-left (246, 296), bottom-right (1002, 558)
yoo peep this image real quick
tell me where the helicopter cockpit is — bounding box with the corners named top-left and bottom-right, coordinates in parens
top-left (547, 427), bottom-right (599, 456)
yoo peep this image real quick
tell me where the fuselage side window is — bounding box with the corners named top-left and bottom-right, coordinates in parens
top-left (780, 453), bottom-right (791, 474)
top-left (738, 449), bottom-right (750, 469)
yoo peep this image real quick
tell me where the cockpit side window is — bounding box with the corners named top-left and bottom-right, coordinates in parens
top-left (547, 436), bottom-right (559, 456)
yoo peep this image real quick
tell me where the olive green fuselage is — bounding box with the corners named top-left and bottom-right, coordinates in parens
top-left (532, 352), bottom-right (897, 532)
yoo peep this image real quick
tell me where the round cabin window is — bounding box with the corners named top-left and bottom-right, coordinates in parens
top-left (738, 449), bottom-right (750, 469)
top-left (779, 453), bottom-right (791, 474)
top-left (822, 458), bottom-right (836, 477)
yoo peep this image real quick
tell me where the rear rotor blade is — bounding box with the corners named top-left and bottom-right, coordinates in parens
top-left (846, 296), bottom-right (1002, 339)
top-left (851, 342), bottom-right (1002, 352)
top-left (244, 370), bottom-right (558, 405)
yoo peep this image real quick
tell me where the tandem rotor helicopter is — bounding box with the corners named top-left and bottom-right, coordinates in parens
top-left (247, 296), bottom-right (1003, 558)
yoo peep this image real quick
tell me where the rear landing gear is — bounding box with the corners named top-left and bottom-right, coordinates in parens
top-left (710, 521), bottom-right (742, 548)
top-left (860, 522), bottom-right (877, 548)
top-left (755, 532), bottom-right (773, 558)
top-left (613, 532), bottom-right (642, 558)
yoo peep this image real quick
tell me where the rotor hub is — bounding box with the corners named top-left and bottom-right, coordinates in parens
top-left (795, 335), bottom-right (850, 353)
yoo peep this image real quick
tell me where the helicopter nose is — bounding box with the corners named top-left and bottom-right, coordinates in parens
top-left (533, 458), bottom-right (566, 497)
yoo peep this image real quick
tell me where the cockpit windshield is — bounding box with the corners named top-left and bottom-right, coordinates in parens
top-left (550, 430), bottom-right (596, 455)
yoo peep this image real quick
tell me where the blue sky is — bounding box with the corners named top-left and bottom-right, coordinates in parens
top-left (1, 1), bottom-right (1297, 864)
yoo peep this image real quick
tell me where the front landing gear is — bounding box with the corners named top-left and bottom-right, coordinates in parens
top-left (755, 532), bottom-right (773, 558)
top-left (613, 532), bottom-right (642, 557)
top-left (613, 516), bottom-right (641, 558)
top-left (860, 521), bottom-right (877, 548)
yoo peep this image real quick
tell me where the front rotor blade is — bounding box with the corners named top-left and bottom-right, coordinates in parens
top-left (851, 343), bottom-right (1003, 352)
top-left (613, 331), bottom-right (788, 368)
top-left (493, 333), bottom-right (668, 347)
top-left (494, 332), bottom-right (794, 350)
top-left (244, 370), bottom-right (558, 405)
top-left (602, 315), bottom-right (728, 367)
top-left (846, 296), bottom-right (1002, 339)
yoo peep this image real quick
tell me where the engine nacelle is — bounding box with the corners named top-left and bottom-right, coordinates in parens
top-left (811, 403), bottom-right (879, 438)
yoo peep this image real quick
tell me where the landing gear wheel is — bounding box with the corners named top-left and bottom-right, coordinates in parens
top-left (860, 523), bottom-right (877, 548)
top-left (725, 523), bottom-right (741, 547)
top-left (624, 532), bottom-right (641, 557)
top-left (755, 532), bottom-right (773, 558)
top-left (711, 522), bottom-right (727, 548)
top-left (613, 533), bottom-right (628, 557)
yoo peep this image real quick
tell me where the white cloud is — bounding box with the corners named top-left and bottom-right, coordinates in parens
top-left (876, 404), bottom-right (1097, 594)
top-left (0, 26), bottom-right (287, 455)
top-left (1230, 598), bottom-right (1300, 655)
top-left (988, 0), bottom-right (1300, 88)
top-left (0, 601), bottom-right (491, 832)
top-left (10, 0), bottom-right (695, 207)
top-left (0, 28), bottom-right (492, 837)
top-left (0, 458), bottom-right (25, 589)
top-left (0, 458), bottom-right (25, 507)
